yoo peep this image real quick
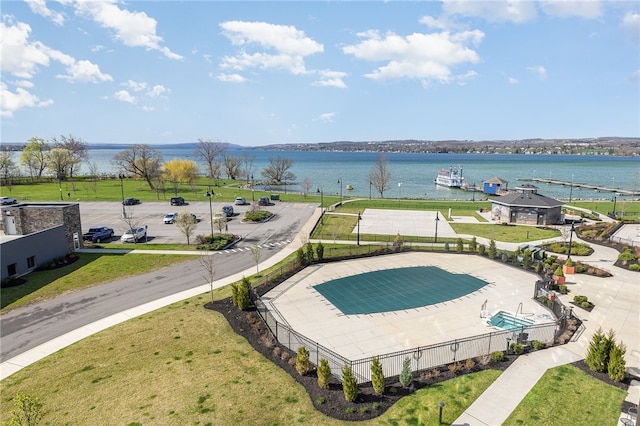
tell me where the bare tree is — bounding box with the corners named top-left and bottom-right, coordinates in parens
top-left (222, 153), bottom-right (241, 180)
top-left (112, 144), bottom-right (163, 190)
top-left (369, 153), bottom-right (392, 198)
top-left (46, 148), bottom-right (73, 180)
top-left (175, 210), bottom-right (197, 244)
top-left (261, 156), bottom-right (296, 183)
top-left (300, 177), bottom-right (313, 198)
top-left (250, 245), bottom-right (262, 275)
top-left (87, 161), bottom-right (99, 196)
top-left (194, 139), bottom-right (227, 179)
top-left (52, 134), bottom-right (88, 177)
top-left (121, 207), bottom-right (142, 243)
top-left (198, 254), bottom-right (216, 303)
top-left (0, 152), bottom-right (18, 187)
top-left (241, 152), bottom-right (256, 184)
top-left (214, 214), bottom-right (228, 233)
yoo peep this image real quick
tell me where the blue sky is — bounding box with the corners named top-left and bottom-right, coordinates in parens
top-left (1, 1), bottom-right (639, 146)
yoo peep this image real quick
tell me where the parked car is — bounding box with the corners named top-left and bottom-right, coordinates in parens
top-left (235, 197), bottom-right (246, 205)
top-left (120, 226), bottom-right (146, 243)
top-left (122, 197), bottom-right (140, 205)
top-left (222, 205), bottom-right (234, 217)
top-left (258, 196), bottom-right (270, 206)
top-left (0, 196), bottom-right (17, 205)
top-left (170, 196), bottom-right (185, 206)
top-left (163, 213), bottom-right (178, 224)
top-left (82, 226), bottom-right (114, 243)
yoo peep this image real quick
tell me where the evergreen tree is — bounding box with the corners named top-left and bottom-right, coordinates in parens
top-left (585, 328), bottom-right (608, 372)
top-left (231, 277), bottom-right (251, 310)
top-left (295, 346), bottom-right (311, 376)
top-left (315, 242), bottom-right (324, 261)
top-left (523, 249), bottom-right (532, 270)
top-left (305, 242), bottom-right (314, 263)
top-left (488, 240), bottom-right (497, 259)
top-left (296, 247), bottom-right (305, 265)
top-left (602, 329), bottom-right (617, 370)
top-left (456, 238), bottom-right (464, 253)
top-left (317, 358), bottom-right (332, 389)
top-left (478, 244), bottom-right (486, 256)
top-left (399, 357), bottom-right (412, 388)
top-left (469, 236), bottom-right (477, 253)
top-left (370, 357), bottom-right (385, 396)
top-left (608, 341), bottom-right (626, 382)
top-left (342, 365), bottom-right (358, 402)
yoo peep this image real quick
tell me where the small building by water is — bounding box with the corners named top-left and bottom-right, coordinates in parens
top-left (491, 184), bottom-right (564, 225)
top-left (483, 177), bottom-right (508, 195)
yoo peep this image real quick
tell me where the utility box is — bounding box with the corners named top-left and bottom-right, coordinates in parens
top-left (270, 194), bottom-right (280, 201)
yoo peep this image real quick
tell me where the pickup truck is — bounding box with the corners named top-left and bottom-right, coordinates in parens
top-left (83, 226), bottom-right (115, 243)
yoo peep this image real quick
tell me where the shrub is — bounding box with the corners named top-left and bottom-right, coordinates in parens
top-left (370, 357), bottom-right (385, 396)
top-left (305, 242), bottom-right (314, 263)
top-left (531, 340), bottom-right (546, 350)
top-left (448, 361), bottom-right (463, 374)
top-left (295, 346), bottom-right (310, 376)
top-left (559, 285), bottom-right (567, 294)
top-left (372, 402), bottom-right (380, 410)
top-left (315, 242), bottom-right (324, 261)
top-left (630, 263), bottom-right (640, 271)
top-left (565, 257), bottom-right (573, 267)
top-left (477, 354), bottom-right (491, 366)
top-left (360, 406), bottom-right (369, 414)
top-left (4, 393), bottom-right (44, 426)
top-left (399, 357), bottom-right (413, 388)
top-left (444, 242), bottom-right (450, 251)
top-left (618, 248), bottom-right (636, 262)
top-left (296, 247), bottom-right (305, 265)
top-left (501, 250), bottom-right (509, 262)
top-left (581, 301), bottom-right (591, 309)
top-left (244, 210), bottom-right (272, 222)
top-left (576, 262), bottom-right (585, 273)
top-left (456, 238), bottom-right (464, 253)
top-left (553, 266), bottom-right (564, 277)
top-left (464, 358), bottom-right (476, 371)
top-left (488, 240), bottom-right (497, 259)
top-left (478, 244), bottom-right (486, 255)
top-left (510, 343), bottom-right (525, 355)
top-left (469, 236), bottom-right (477, 253)
top-left (231, 277), bottom-right (251, 310)
top-left (585, 328), bottom-right (608, 372)
top-left (608, 341), bottom-right (627, 382)
top-left (345, 407), bottom-right (354, 414)
top-left (491, 351), bottom-right (504, 362)
top-left (574, 295), bottom-right (588, 304)
top-left (317, 358), bottom-right (332, 389)
top-left (316, 397), bottom-right (325, 405)
top-left (342, 366), bottom-right (358, 402)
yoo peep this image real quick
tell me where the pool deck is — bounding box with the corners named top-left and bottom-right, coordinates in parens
top-left (264, 252), bottom-right (554, 360)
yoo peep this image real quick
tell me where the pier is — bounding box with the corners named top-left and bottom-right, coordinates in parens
top-left (517, 178), bottom-right (640, 197)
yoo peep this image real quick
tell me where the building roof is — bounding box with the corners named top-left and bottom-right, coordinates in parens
top-left (491, 191), bottom-right (564, 208)
top-left (484, 177), bottom-right (508, 185)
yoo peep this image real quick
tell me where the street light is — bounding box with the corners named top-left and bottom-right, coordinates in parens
top-left (251, 174), bottom-right (255, 202)
top-left (397, 182), bottom-right (402, 204)
top-left (59, 179), bottom-right (63, 201)
top-left (206, 187), bottom-right (215, 238)
top-left (369, 181), bottom-right (372, 200)
top-left (337, 178), bottom-right (342, 205)
top-left (119, 173), bottom-right (126, 218)
top-left (612, 195), bottom-right (617, 219)
top-left (317, 186), bottom-right (324, 224)
top-left (356, 211), bottom-right (362, 246)
top-left (438, 401), bottom-right (445, 425)
top-left (284, 180), bottom-right (287, 195)
top-left (434, 211), bottom-right (440, 243)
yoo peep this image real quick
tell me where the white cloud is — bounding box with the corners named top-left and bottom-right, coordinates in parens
top-left (539, 0), bottom-right (602, 19)
top-left (527, 65), bottom-right (548, 79)
top-left (217, 73), bottom-right (247, 83)
top-left (621, 12), bottom-right (640, 43)
top-left (141, 105), bottom-right (155, 112)
top-left (442, 0), bottom-right (538, 23)
top-left (25, 0), bottom-right (65, 26)
top-left (146, 85), bottom-right (168, 98)
top-left (312, 70), bottom-right (348, 88)
top-left (0, 82), bottom-right (53, 117)
top-left (114, 90), bottom-right (136, 104)
top-left (508, 77), bottom-right (519, 84)
top-left (74, 0), bottom-right (183, 60)
top-left (123, 80), bottom-right (148, 92)
top-left (0, 19), bottom-right (51, 79)
top-left (317, 112), bottom-right (335, 123)
top-left (342, 29), bottom-right (483, 85)
top-left (219, 21), bottom-right (324, 77)
top-left (59, 59), bottom-right (113, 83)
top-left (631, 69), bottom-right (640, 83)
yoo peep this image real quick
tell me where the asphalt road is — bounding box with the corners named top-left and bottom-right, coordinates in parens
top-left (0, 200), bottom-right (316, 362)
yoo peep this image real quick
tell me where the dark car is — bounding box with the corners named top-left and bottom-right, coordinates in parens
top-left (122, 197), bottom-right (140, 205)
top-left (222, 205), bottom-right (234, 217)
top-left (170, 196), bottom-right (185, 206)
top-left (258, 196), bottom-right (270, 206)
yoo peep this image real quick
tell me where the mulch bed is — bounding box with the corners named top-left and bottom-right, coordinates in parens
top-left (205, 297), bottom-right (516, 421)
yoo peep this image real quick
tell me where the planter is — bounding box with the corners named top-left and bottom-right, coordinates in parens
top-left (553, 275), bottom-right (566, 285)
top-left (562, 265), bottom-right (575, 275)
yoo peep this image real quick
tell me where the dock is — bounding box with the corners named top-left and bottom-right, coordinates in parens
top-left (517, 178), bottom-right (639, 197)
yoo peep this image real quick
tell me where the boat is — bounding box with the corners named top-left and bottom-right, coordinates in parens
top-left (345, 184), bottom-right (353, 190)
top-left (435, 166), bottom-right (466, 188)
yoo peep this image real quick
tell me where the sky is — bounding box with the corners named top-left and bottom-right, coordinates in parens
top-left (1, 1), bottom-right (639, 147)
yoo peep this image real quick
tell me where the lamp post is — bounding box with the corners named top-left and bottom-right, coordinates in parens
top-left (119, 173), bottom-right (126, 218)
top-left (356, 211), bottom-right (362, 246)
top-left (567, 221), bottom-right (575, 259)
top-left (206, 186), bottom-right (215, 238)
top-left (369, 181), bottom-right (372, 200)
top-left (59, 179), bottom-right (63, 201)
top-left (317, 186), bottom-right (324, 224)
top-left (434, 211), bottom-right (440, 243)
top-left (397, 182), bottom-right (402, 204)
top-left (472, 182), bottom-right (476, 202)
top-left (438, 402), bottom-right (445, 425)
top-left (569, 174), bottom-right (574, 203)
top-left (338, 178), bottom-right (342, 205)
top-left (612, 195), bottom-right (617, 219)
top-left (284, 180), bottom-right (287, 195)
top-left (251, 174), bottom-right (255, 202)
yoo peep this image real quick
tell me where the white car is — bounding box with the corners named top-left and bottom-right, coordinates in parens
top-left (235, 197), bottom-right (246, 205)
top-left (163, 213), bottom-right (178, 224)
top-left (0, 196), bottom-right (17, 205)
top-left (120, 226), bottom-right (146, 243)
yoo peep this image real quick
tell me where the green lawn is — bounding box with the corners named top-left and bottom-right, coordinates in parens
top-left (504, 364), bottom-right (626, 426)
top-left (0, 252), bottom-right (193, 312)
top-left (0, 292), bottom-right (503, 426)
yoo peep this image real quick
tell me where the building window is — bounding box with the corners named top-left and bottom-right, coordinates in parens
top-left (7, 263), bottom-right (17, 276)
top-left (27, 256), bottom-right (36, 268)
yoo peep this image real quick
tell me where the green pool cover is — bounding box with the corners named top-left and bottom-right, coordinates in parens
top-left (314, 266), bottom-right (488, 315)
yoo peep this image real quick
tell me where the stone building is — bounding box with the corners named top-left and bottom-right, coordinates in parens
top-left (491, 185), bottom-right (564, 225)
top-left (0, 202), bottom-right (82, 281)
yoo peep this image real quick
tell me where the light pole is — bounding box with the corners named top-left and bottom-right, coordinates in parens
top-left (567, 221), bottom-right (575, 259)
top-left (317, 186), bottom-right (324, 224)
top-left (337, 178), bottom-right (342, 205)
top-left (284, 180), bottom-right (287, 195)
top-left (438, 401), bottom-right (445, 425)
top-left (569, 174), bottom-right (574, 203)
top-left (612, 195), bottom-right (617, 219)
top-left (397, 182), bottom-right (402, 204)
top-left (206, 186), bottom-right (215, 238)
top-left (434, 211), bottom-right (440, 243)
top-left (356, 211), bottom-right (362, 246)
top-left (472, 182), bottom-right (476, 202)
top-left (59, 179), bottom-right (63, 201)
top-left (119, 173), bottom-right (126, 218)
top-left (369, 181), bottom-right (372, 200)
top-left (251, 174), bottom-right (255, 202)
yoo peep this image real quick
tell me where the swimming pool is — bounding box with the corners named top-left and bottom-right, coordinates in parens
top-left (488, 311), bottom-right (535, 331)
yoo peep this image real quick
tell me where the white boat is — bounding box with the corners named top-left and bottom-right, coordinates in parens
top-left (435, 166), bottom-right (466, 188)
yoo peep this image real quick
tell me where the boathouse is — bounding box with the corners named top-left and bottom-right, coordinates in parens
top-left (491, 184), bottom-right (564, 225)
top-left (483, 177), bottom-right (508, 195)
